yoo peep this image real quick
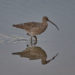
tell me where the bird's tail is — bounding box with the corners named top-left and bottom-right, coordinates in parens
top-left (12, 24), bottom-right (24, 29)
top-left (12, 52), bottom-right (22, 55)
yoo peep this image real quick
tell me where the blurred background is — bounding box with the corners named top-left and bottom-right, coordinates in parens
top-left (0, 0), bottom-right (75, 75)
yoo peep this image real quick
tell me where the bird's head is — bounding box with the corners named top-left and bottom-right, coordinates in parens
top-left (42, 16), bottom-right (59, 31)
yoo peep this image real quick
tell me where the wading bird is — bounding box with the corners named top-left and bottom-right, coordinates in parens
top-left (13, 16), bottom-right (59, 46)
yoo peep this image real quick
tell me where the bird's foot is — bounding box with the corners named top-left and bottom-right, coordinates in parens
top-left (26, 33), bottom-right (30, 36)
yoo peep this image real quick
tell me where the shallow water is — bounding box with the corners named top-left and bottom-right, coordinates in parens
top-left (0, 0), bottom-right (75, 75)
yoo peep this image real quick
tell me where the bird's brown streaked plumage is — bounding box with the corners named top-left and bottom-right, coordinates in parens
top-left (13, 22), bottom-right (48, 36)
top-left (13, 16), bottom-right (59, 46)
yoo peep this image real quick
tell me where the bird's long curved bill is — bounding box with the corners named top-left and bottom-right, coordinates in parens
top-left (49, 20), bottom-right (59, 31)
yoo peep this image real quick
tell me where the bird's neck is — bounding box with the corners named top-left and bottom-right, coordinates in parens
top-left (42, 20), bottom-right (47, 23)
top-left (42, 19), bottom-right (48, 25)
top-left (42, 21), bottom-right (48, 26)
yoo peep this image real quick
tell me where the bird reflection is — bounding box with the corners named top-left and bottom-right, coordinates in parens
top-left (12, 46), bottom-right (59, 65)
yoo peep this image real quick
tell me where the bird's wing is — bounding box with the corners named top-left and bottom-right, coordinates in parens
top-left (23, 22), bottom-right (41, 31)
top-left (13, 22), bottom-right (41, 32)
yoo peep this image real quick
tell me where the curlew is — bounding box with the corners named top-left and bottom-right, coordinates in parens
top-left (13, 16), bottom-right (59, 46)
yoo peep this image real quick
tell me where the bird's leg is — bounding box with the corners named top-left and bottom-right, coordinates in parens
top-left (26, 33), bottom-right (30, 36)
top-left (26, 33), bottom-right (32, 47)
top-left (26, 33), bottom-right (37, 46)
top-left (33, 36), bottom-right (37, 45)
top-left (30, 36), bottom-right (33, 46)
